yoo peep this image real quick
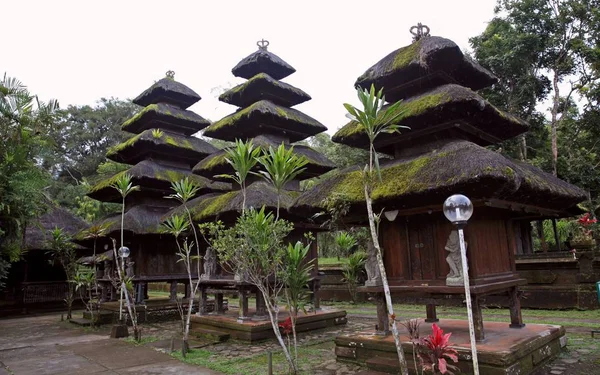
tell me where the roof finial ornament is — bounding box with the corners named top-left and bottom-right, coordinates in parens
top-left (165, 70), bottom-right (175, 79)
top-left (257, 39), bottom-right (269, 51)
top-left (410, 23), bottom-right (430, 42)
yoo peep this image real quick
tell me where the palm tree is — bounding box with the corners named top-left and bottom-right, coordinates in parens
top-left (344, 84), bottom-right (410, 375)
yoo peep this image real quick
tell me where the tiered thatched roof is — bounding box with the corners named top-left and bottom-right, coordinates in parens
top-left (333, 84), bottom-right (528, 152)
top-left (107, 128), bottom-right (218, 167)
top-left (24, 206), bottom-right (87, 250)
top-left (88, 160), bottom-right (227, 203)
top-left (202, 100), bottom-right (326, 142)
top-left (355, 36), bottom-right (497, 101)
top-left (193, 135), bottom-right (334, 181)
top-left (294, 140), bottom-right (587, 216)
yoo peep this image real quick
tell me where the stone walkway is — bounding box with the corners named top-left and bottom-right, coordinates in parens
top-left (0, 313), bottom-right (221, 375)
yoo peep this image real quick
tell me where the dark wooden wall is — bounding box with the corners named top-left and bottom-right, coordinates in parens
top-left (380, 208), bottom-right (518, 286)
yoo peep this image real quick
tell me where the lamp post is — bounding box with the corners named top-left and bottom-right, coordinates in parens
top-left (443, 194), bottom-right (479, 375)
top-left (118, 246), bottom-right (130, 321)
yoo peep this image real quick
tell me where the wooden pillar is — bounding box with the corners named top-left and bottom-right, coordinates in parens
top-left (169, 281), bottom-right (177, 302)
top-left (425, 303), bottom-right (439, 322)
top-left (238, 288), bottom-right (249, 321)
top-left (509, 287), bottom-right (525, 328)
top-left (255, 291), bottom-right (267, 316)
top-left (375, 293), bottom-right (390, 335)
top-left (552, 218), bottom-right (561, 252)
top-left (215, 293), bottom-right (225, 314)
top-left (100, 282), bottom-right (109, 303)
top-left (311, 279), bottom-right (321, 310)
top-left (537, 220), bottom-right (548, 252)
top-left (198, 287), bottom-right (208, 315)
top-left (143, 282), bottom-right (149, 299)
top-left (472, 295), bottom-right (485, 342)
top-left (184, 282), bottom-right (191, 299)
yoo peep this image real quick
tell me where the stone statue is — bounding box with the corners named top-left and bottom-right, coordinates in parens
top-left (201, 247), bottom-right (217, 280)
top-left (365, 239), bottom-right (382, 286)
top-left (125, 259), bottom-right (135, 278)
top-left (445, 230), bottom-right (466, 286)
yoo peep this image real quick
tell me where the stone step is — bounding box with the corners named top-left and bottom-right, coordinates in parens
top-left (366, 356), bottom-right (413, 374)
top-left (69, 318), bottom-right (93, 326)
top-left (190, 327), bottom-right (230, 342)
top-left (356, 371), bottom-right (394, 375)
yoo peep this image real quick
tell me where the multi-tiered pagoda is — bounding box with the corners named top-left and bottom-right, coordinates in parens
top-left (296, 27), bottom-right (586, 374)
top-left (80, 72), bottom-right (225, 304)
top-left (189, 40), bottom-right (334, 223)
top-left (182, 41), bottom-right (345, 342)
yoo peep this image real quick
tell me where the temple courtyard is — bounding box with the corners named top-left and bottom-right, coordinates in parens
top-left (1, 299), bottom-right (599, 375)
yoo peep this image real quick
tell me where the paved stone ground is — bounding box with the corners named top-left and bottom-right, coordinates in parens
top-left (1, 308), bottom-right (598, 374)
top-left (0, 313), bottom-right (221, 375)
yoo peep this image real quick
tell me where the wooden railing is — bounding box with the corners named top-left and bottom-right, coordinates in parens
top-left (21, 281), bottom-right (69, 304)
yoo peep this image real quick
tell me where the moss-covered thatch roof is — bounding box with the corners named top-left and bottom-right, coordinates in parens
top-left (121, 103), bottom-right (210, 136)
top-left (172, 181), bottom-right (301, 223)
top-left (87, 160), bottom-right (228, 203)
top-left (77, 203), bottom-right (174, 241)
top-left (232, 49), bottom-right (296, 80)
top-left (24, 205), bottom-right (88, 250)
top-left (219, 73), bottom-right (311, 108)
top-left (107, 129), bottom-right (218, 167)
top-left (203, 100), bottom-right (326, 143)
top-left (133, 77), bottom-right (201, 110)
top-left (333, 84), bottom-right (528, 152)
top-left (355, 36), bottom-right (497, 101)
top-left (294, 140), bottom-right (586, 216)
top-left (192, 135), bottom-right (335, 181)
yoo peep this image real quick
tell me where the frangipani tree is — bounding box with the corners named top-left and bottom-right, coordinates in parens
top-left (344, 84), bottom-right (410, 375)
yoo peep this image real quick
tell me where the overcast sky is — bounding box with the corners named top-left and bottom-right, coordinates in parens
top-left (4, 0), bottom-right (497, 135)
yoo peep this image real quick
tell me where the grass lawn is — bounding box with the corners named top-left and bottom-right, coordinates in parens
top-left (172, 340), bottom-right (337, 375)
top-left (318, 257), bottom-right (345, 267)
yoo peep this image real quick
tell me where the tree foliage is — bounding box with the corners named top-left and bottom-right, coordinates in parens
top-left (0, 74), bottom-right (57, 283)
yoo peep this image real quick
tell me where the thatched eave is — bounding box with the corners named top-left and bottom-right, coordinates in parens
top-left (24, 206), bottom-right (88, 250)
top-left (107, 129), bottom-right (218, 167)
top-left (133, 77), bottom-right (201, 110)
top-left (294, 140), bottom-right (586, 215)
top-left (219, 73), bottom-right (311, 108)
top-left (355, 36), bottom-right (497, 101)
top-left (176, 181), bottom-right (301, 223)
top-left (232, 49), bottom-right (296, 80)
top-left (192, 135), bottom-right (334, 181)
top-left (332, 84), bottom-right (528, 151)
top-left (203, 100), bottom-right (326, 143)
top-left (87, 160), bottom-right (228, 203)
top-left (122, 103), bottom-right (210, 136)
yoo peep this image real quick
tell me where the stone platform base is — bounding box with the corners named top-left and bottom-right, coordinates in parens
top-left (335, 319), bottom-right (566, 375)
top-left (94, 297), bottom-right (226, 324)
top-left (191, 307), bottom-right (347, 343)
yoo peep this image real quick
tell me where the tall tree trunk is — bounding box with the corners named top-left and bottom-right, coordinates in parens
top-left (551, 69), bottom-right (560, 176)
top-left (364, 185), bottom-right (409, 375)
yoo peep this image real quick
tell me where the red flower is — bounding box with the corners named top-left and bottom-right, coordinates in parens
top-left (419, 324), bottom-right (459, 374)
top-left (279, 317), bottom-right (293, 335)
top-left (578, 213), bottom-right (597, 226)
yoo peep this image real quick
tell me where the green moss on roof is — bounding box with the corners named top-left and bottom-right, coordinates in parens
top-left (107, 130), bottom-right (196, 159)
top-left (224, 73), bottom-right (270, 96)
top-left (209, 101), bottom-right (313, 132)
top-left (393, 40), bottom-right (421, 70)
top-left (194, 192), bottom-right (236, 220)
top-left (107, 133), bottom-right (143, 155)
top-left (329, 153), bottom-right (440, 203)
top-left (335, 92), bottom-right (450, 139)
top-left (121, 104), bottom-right (158, 130)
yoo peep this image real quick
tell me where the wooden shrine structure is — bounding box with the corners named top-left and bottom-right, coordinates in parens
top-left (76, 72), bottom-right (227, 308)
top-left (179, 40), bottom-right (346, 341)
top-left (295, 27), bottom-right (587, 373)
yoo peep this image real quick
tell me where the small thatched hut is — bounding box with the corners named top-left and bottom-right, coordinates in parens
top-left (1, 205), bottom-right (88, 307)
